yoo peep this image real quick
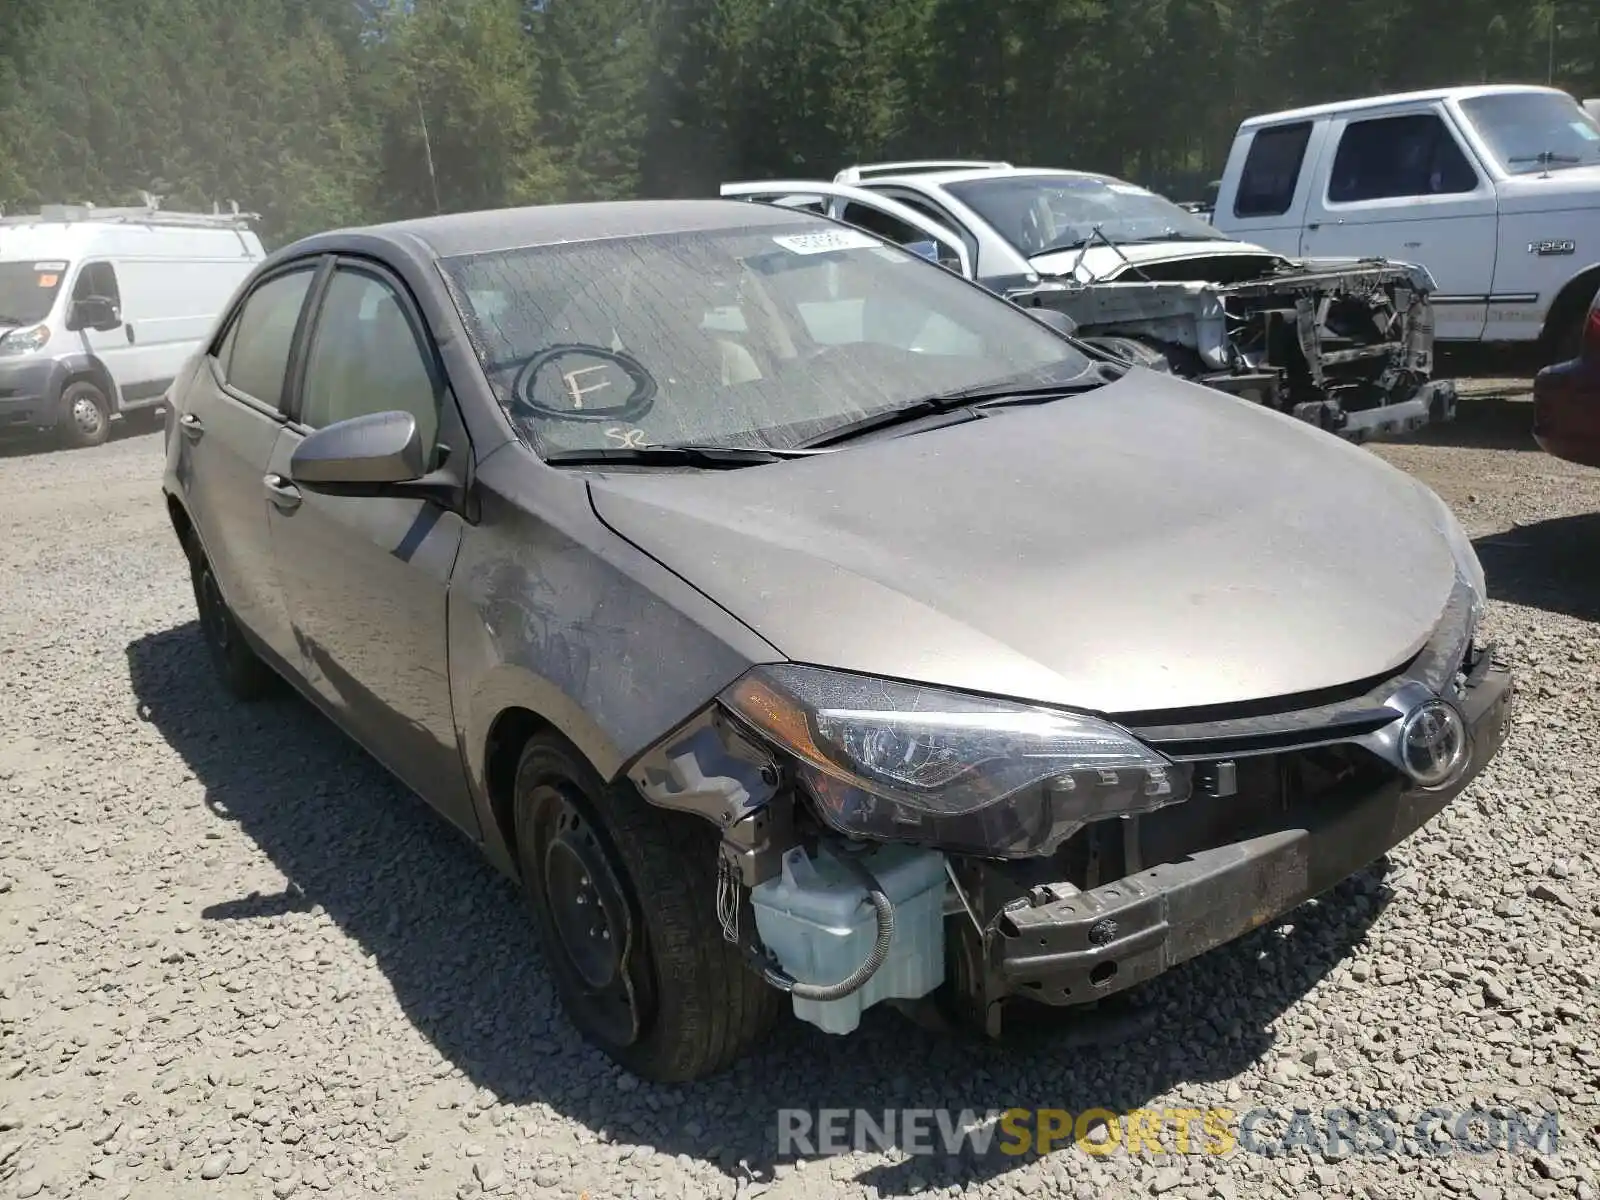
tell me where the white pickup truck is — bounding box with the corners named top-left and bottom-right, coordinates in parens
top-left (1210, 84), bottom-right (1600, 362)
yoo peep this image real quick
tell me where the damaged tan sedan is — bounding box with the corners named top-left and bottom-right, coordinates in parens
top-left (162, 197), bottom-right (1512, 1082)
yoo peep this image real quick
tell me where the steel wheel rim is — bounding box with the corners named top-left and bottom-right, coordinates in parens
top-left (71, 394), bottom-right (104, 437)
top-left (198, 569), bottom-right (231, 658)
top-left (535, 789), bottom-right (644, 1046)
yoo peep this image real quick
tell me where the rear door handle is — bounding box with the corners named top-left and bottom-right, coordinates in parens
top-left (178, 413), bottom-right (204, 441)
top-left (263, 473), bottom-right (302, 512)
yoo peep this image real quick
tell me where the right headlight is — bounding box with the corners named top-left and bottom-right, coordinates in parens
top-left (720, 664), bottom-right (1190, 858)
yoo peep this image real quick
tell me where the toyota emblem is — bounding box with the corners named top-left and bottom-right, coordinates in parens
top-left (1398, 700), bottom-right (1469, 788)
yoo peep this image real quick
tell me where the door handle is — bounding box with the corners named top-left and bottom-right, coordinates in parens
top-left (1306, 222), bottom-right (1320, 231)
top-left (262, 473), bottom-right (302, 512)
top-left (178, 413), bottom-right (204, 441)
top-left (124, 323), bottom-right (135, 344)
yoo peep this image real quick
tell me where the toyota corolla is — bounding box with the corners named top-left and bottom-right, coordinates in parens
top-left (159, 199), bottom-right (1514, 1082)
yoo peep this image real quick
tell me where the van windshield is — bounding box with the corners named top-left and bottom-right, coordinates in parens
top-left (0, 260), bottom-right (68, 327)
top-left (1458, 92), bottom-right (1600, 175)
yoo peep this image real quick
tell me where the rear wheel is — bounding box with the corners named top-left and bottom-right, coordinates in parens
top-left (58, 380), bottom-right (110, 449)
top-left (189, 547), bottom-right (275, 701)
top-left (512, 732), bottom-right (781, 1082)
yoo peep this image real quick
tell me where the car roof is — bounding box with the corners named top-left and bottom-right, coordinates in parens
top-left (298, 199), bottom-right (823, 261)
top-left (1239, 83), bottom-right (1571, 129)
top-left (864, 166), bottom-right (1115, 189)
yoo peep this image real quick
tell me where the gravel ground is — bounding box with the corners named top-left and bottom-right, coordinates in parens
top-left (1, 389), bottom-right (1598, 1200)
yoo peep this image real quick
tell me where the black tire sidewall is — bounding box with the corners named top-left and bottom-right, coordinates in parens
top-left (58, 381), bottom-right (110, 449)
top-left (511, 732), bottom-right (777, 1081)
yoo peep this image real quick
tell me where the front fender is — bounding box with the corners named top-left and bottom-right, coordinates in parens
top-left (448, 448), bottom-right (784, 874)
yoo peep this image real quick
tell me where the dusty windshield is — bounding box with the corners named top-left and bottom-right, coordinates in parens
top-left (944, 174), bottom-right (1230, 257)
top-left (1458, 92), bottom-right (1600, 174)
top-left (0, 260), bottom-right (67, 327)
top-left (441, 224), bottom-right (1095, 456)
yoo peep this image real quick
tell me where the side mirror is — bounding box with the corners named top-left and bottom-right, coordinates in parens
top-left (67, 296), bottom-right (120, 332)
top-left (1025, 307), bottom-right (1078, 337)
top-left (289, 410), bottom-right (426, 495)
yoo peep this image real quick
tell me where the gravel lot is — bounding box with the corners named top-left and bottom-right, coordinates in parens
top-left (1, 387), bottom-right (1598, 1200)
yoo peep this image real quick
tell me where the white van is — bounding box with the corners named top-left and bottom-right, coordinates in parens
top-left (1210, 85), bottom-right (1600, 362)
top-left (0, 203), bottom-right (265, 447)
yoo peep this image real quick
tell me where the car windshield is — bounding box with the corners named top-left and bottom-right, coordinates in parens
top-left (440, 223), bottom-right (1097, 456)
top-left (1458, 92), bottom-right (1600, 175)
top-left (943, 173), bottom-right (1230, 257)
top-left (0, 260), bottom-right (68, 327)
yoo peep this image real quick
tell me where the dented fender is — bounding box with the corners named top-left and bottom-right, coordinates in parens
top-left (446, 443), bottom-right (783, 876)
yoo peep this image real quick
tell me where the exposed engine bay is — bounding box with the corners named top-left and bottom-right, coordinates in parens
top-left (1010, 253), bottom-right (1455, 443)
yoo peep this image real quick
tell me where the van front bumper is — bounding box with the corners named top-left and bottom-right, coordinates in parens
top-left (0, 357), bottom-right (63, 434)
top-left (980, 660), bottom-right (1514, 1011)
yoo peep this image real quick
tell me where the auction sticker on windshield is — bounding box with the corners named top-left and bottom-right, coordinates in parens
top-left (772, 229), bottom-right (882, 255)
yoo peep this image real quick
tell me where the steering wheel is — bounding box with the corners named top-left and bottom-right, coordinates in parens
top-left (510, 344), bottom-right (657, 424)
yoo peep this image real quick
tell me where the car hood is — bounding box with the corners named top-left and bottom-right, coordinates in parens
top-left (586, 370), bottom-right (1458, 716)
top-left (1029, 239), bottom-right (1285, 283)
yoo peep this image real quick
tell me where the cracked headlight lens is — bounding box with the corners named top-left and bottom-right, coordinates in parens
top-left (720, 664), bottom-right (1190, 857)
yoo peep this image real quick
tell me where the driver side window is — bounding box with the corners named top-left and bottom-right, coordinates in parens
top-left (299, 268), bottom-right (444, 468)
top-left (72, 261), bottom-right (121, 310)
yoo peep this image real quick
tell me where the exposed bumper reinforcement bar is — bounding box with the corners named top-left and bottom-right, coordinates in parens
top-left (987, 659), bottom-right (1512, 1008)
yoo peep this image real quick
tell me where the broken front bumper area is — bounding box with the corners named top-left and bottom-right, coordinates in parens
top-left (957, 656), bottom-right (1513, 1032)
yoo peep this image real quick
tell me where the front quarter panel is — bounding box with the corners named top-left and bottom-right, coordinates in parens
top-left (450, 443), bottom-right (784, 871)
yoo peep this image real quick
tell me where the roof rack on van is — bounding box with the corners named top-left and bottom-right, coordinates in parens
top-left (832, 160), bottom-right (1013, 184)
top-left (0, 193), bottom-right (259, 230)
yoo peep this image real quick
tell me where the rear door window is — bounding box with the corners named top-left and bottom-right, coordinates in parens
top-left (1233, 122), bottom-right (1313, 218)
top-left (220, 268), bottom-right (316, 409)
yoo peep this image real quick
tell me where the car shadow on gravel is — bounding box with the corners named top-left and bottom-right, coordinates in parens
top-left (1406, 392), bottom-right (1540, 453)
top-left (1475, 513), bottom-right (1600, 623)
top-left (128, 620), bottom-right (1394, 1196)
top-left (0, 413), bottom-right (164, 457)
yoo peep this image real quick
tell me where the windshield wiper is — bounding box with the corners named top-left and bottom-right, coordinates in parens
top-left (544, 444), bottom-right (826, 469)
top-left (797, 369), bottom-right (1124, 449)
top-left (1510, 150), bottom-right (1583, 168)
top-left (1034, 237), bottom-right (1091, 256)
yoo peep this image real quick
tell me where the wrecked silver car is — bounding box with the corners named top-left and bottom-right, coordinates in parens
top-left (723, 163), bottom-right (1457, 442)
top-left (162, 197), bottom-right (1512, 1082)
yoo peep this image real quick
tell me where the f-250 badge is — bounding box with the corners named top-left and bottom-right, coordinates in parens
top-left (1528, 239), bottom-right (1576, 256)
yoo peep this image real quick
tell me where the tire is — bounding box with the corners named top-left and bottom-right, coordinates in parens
top-left (189, 546), bottom-right (276, 701)
top-left (1548, 308), bottom-right (1585, 367)
top-left (512, 732), bottom-right (782, 1082)
top-left (57, 380), bottom-right (111, 449)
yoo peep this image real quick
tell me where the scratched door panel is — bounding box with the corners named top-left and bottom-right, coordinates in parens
top-left (263, 426), bottom-right (478, 837)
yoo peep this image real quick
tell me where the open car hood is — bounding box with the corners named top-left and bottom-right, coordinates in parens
top-left (587, 369), bottom-right (1458, 717)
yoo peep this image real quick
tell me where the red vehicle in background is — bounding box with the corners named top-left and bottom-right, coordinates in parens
top-left (1534, 284), bottom-right (1600, 468)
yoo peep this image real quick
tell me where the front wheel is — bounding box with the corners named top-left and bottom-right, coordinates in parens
top-left (512, 733), bottom-right (782, 1082)
top-left (58, 380), bottom-right (111, 449)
